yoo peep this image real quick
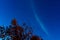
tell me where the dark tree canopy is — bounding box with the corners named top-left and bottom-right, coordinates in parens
top-left (0, 19), bottom-right (43, 40)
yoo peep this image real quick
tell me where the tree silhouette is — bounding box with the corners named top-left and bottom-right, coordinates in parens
top-left (0, 19), bottom-right (43, 40)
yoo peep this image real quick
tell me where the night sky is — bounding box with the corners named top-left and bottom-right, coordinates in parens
top-left (0, 0), bottom-right (60, 40)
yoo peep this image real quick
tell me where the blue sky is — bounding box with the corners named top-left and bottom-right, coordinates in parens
top-left (0, 0), bottom-right (60, 40)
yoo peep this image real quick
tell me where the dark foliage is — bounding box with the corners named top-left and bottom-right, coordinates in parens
top-left (0, 19), bottom-right (43, 40)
